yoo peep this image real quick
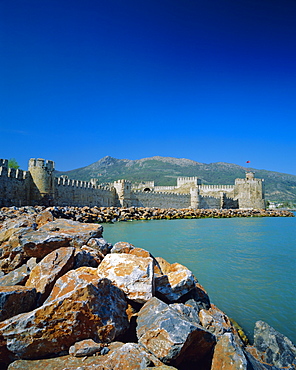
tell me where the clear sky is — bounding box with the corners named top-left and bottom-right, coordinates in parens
top-left (0, 0), bottom-right (295, 174)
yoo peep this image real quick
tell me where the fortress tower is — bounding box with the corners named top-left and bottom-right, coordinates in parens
top-left (113, 179), bottom-right (132, 207)
top-left (234, 172), bottom-right (265, 209)
top-left (28, 158), bottom-right (55, 205)
top-left (190, 187), bottom-right (200, 209)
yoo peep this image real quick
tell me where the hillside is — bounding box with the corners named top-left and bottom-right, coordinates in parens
top-left (56, 156), bottom-right (296, 202)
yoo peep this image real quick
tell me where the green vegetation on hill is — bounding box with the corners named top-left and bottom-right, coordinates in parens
top-left (56, 156), bottom-right (296, 202)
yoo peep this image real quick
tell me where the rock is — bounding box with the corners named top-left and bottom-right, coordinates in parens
top-left (211, 332), bottom-right (248, 370)
top-left (245, 321), bottom-right (296, 369)
top-left (25, 247), bottom-right (75, 304)
top-left (21, 219), bottom-right (103, 258)
top-left (0, 278), bottom-right (129, 360)
top-left (155, 261), bottom-right (196, 302)
top-left (6, 342), bottom-right (124, 370)
top-left (69, 338), bottom-right (103, 357)
top-left (136, 297), bottom-right (215, 366)
top-left (0, 286), bottom-right (37, 321)
top-left (143, 367), bottom-right (178, 370)
top-left (100, 342), bottom-right (163, 369)
top-left (0, 264), bottom-right (30, 286)
top-left (74, 245), bottom-right (104, 269)
top-left (44, 266), bottom-right (99, 303)
top-left (111, 241), bottom-right (135, 254)
top-left (169, 302), bottom-right (201, 325)
top-left (199, 304), bottom-right (233, 338)
top-left (97, 253), bottom-right (154, 303)
top-left (87, 237), bottom-right (113, 255)
top-left (35, 210), bottom-right (54, 227)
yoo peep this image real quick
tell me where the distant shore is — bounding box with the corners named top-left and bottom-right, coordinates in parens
top-left (0, 206), bottom-right (294, 224)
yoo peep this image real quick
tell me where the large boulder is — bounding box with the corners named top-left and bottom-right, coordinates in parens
top-left (0, 264), bottom-right (31, 286)
top-left (245, 321), bottom-right (296, 369)
top-left (136, 297), bottom-right (215, 366)
top-left (87, 237), bottom-right (113, 255)
top-left (98, 342), bottom-right (163, 369)
top-left (69, 338), bottom-right (104, 357)
top-left (97, 253), bottom-right (155, 303)
top-left (155, 261), bottom-right (196, 302)
top-left (211, 332), bottom-right (248, 370)
top-left (73, 245), bottom-right (104, 269)
top-left (0, 286), bottom-right (37, 321)
top-left (20, 219), bottom-right (103, 258)
top-left (199, 304), bottom-right (234, 338)
top-left (6, 342), bottom-right (124, 370)
top-left (7, 342), bottom-right (174, 370)
top-left (25, 247), bottom-right (75, 304)
top-left (0, 278), bottom-right (129, 361)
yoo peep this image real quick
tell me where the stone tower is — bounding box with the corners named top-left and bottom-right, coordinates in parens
top-left (234, 172), bottom-right (265, 209)
top-left (28, 158), bottom-right (55, 205)
top-left (190, 187), bottom-right (200, 209)
top-left (113, 179), bottom-right (132, 207)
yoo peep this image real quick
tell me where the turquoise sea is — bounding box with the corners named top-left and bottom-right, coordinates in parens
top-left (103, 215), bottom-right (296, 344)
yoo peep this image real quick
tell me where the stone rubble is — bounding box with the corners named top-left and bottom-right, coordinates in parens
top-left (0, 209), bottom-right (293, 370)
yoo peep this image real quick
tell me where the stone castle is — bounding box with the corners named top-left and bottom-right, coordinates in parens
top-left (0, 158), bottom-right (265, 209)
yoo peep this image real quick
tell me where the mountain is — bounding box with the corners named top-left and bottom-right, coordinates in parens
top-left (56, 156), bottom-right (296, 202)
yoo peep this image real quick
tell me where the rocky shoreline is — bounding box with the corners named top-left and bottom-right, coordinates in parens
top-left (0, 209), bottom-right (295, 370)
top-left (0, 206), bottom-right (294, 225)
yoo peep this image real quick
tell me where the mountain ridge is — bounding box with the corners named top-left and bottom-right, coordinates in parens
top-left (56, 156), bottom-right (296, 202)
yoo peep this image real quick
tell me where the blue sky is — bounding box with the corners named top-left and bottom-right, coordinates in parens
top-left (0, 0), bottom-right (295, 175)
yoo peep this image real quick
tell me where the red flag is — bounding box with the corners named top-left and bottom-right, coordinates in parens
top-left (246, 161), bottom-right (250, 163)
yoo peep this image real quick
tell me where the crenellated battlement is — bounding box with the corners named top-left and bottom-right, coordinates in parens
top-left (0, 157), bottom-right (265, 209)
top-left (8, 168), bottom-right (27, 180)
top-left (0, 159), bottom-right (8, 168)
top-left (199, 184), bottom-right (234, 191)
top-left (177, 176), bottom-right (200, 187)
top-left (133, 189), bottom-right (189, 197)
top-left (28, 158), bottom-right (55, 171)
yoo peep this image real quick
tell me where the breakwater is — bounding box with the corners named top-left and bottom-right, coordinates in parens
top-left (0, 205), bottom-right (293, 224)
top-left (0, 210), bottom-right (295, 369)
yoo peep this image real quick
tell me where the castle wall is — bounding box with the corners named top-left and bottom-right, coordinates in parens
top-left (154, 186), bottom-right (177, 192)
top-left (132, 190), bottom-right (191, 208)
top-left (198, 185), bottom-right (235, 198)
top-left (55, 178), bottom-right (117, 207)
top-left (198, 195), bottom-right (221, 209)
top-left (0, 160), bottom-right (30, 207)
top-left (0, 158), bottom-right (265, 210)
top-left (234, 175), bottom-right (265, 209)
top-left (177, 177), bottom-right (200, 187)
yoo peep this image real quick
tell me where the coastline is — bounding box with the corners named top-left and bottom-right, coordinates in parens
top-left (0, 206), bottom-right (294, 225)
top-left (0, 209), bottom-right (295, 369)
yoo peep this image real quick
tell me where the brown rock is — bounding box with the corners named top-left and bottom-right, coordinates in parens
top-left (69, 338), bottom-right (103, 357)
top-left (35, 210), bottom-right (54, 227)
top-left (6, 342), bottom-right (124, 370)
top-left (0, 278), bottom-right (129, 360)
top-left (111, 241), bottom-right (135, 254)
top-left (0, 264), bottom-right (30, 286)
top-left (87, 237), bottom-right (113, 255)
top-left (0, 286), bottom-right (37, 321)
top-left (101, 342), bottom-right (163, 369)
top-left (211, 332), bottom-right (248, 370)
top-left (97, 253), bottom-right (155, 303)
top-left (199, 304), bottom-right (233, 338)
top-left (44, 266), bottom-right (100, 303)
top-left (21, 219), bottom-right (103, 258)
top-left (74, 245), bottom-right (104, 268)
top-left (155, 261), bottom-right (196, 302)
top-left (25, 247), bottom-right (75, 304)
top-left (137, 297), bottom-right (215, 366)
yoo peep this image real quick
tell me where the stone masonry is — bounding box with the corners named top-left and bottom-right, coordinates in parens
top-left (0, 158), bottom-right (265, 209)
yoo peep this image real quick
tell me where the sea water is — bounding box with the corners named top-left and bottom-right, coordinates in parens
top-left (103, 215), bottom-right (296, 344)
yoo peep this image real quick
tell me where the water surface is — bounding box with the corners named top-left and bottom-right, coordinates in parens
top-left (103, 216), bottom-right (296, 344)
